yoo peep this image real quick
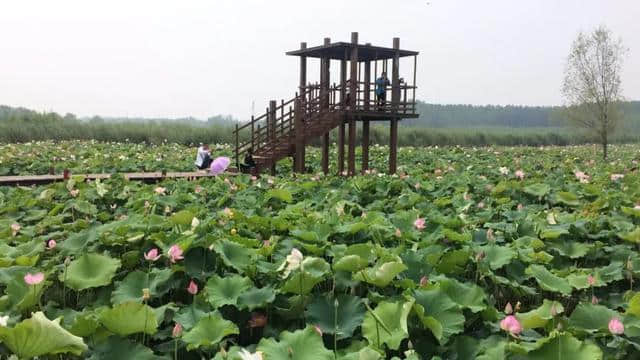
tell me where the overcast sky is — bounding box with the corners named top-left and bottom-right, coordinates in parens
top-left (1, 0), bottom-right (638, 120)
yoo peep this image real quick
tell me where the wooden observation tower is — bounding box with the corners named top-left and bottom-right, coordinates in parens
top-left (233, 32), bottom-right (419, 176)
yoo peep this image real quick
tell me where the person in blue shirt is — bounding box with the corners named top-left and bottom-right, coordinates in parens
top-left (375, 72), bottom-right (390, 110)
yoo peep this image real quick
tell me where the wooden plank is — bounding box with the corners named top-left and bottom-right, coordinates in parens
top-left (0, 171), bottom-right (238, 186)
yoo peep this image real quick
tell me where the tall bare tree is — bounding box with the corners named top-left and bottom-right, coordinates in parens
top-left (562, 25), bottom-right (627, 159)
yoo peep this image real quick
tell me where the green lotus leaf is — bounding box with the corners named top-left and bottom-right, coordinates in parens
top-left (478, 244), bottom-right (516, 270)
top-left (67, 312), bottom-right (100, 337)
top-left (266, 188), bottom-right (293, 202)
top-left (523, 183), bottom-right (551, 197)
top-left (306, 294), bottom-right (366, 340)
top-left (525, 264), bottom-right (572, 295)
top-left (553, 191), bottom-right (581, 206)
top-left (72, 200), bottom-right (98, 215)
top-left (62, 253), bottom-right (121, 291)
top-left (182, 312), bottom-right (239, 351)
top-left (169, 210), bottom-right (194, 226)
top-left (413, 287), bottom-right (465, 343)
top-left (540, 227), bottom-right (570, 239)
top-left (334, 254), bottom-right (369, 272)
top-left (0, 311), bottom-right (87, 358)
top-left (257, 326), bottom-right (334, 360)
top-left (626, 293), bottom-right (640, 317)
top-left (362, 299), bottom-right (414, 350)
top-left (87, 336), bottom-right (166, 360)
top-left (520, 332), bottom-right (602, 360)
top-left (174, 304), bottom-right (208, 330)
top-left (618, 227), bottom-right (640, 243)
top-left (622, 206), bottom-right (640, 218)
top-left (546, 240), bottom-right (591, 259)
top-left (568, 303), bottom-right (619, 333)
top-left (282, 257), bottom-right (330, 294)
top-left (212, 239), bottom-right (256, 273)
top-left (205, 274), bottom-right (253, 308)
top-left (99, 302), bottom-right (158, 336)
top-left (439, 278), bottom-right (487, 312)
top-left (237, 286), bottom-right (277, 310)
top-left (435, 249), bottom-right (470, 275)
top-left (338, 346), bottom-right (383, 360)
top-left (111, 268), bottom-right (173, 304)
top-left (516, 299), bottom-right (564, 329)
top-left (353, 261), bottom-right (407, 287)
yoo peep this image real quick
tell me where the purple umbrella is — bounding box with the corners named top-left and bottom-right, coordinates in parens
top-left (210, 156), bottom-right (231, 175)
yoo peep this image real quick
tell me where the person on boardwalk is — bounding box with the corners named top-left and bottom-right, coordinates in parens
top-left (375, 72), bottom-right (390, 110)
top-left (240, 148), bottom-right (256, 173)
top-left (194, 144), bottom-right (212, 170)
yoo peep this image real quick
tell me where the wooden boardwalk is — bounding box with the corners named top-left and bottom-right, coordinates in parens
top-left (0, 169), bottom-right (238, 186)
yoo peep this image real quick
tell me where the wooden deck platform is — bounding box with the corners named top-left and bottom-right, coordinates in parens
top-left (0, 169), bottom-right (239, 186)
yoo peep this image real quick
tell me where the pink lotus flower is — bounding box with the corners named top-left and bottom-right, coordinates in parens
top-left (210, 157), bottom-right (231, 175)
top-left (609, 317), bottom-right (624, 335)
top-left (514, 170), bottom-right (525, 180)
top-left (167, 245), bottom-right (184, 263)
top-left (172, 322), bottom-right (183, 337)
top-left (144, 248), bottom-right (161, 262)
top-left (251, 176), bottom-right (258, 181)
top-left (414, 218), bottom-right (426, 230)
top-left (223, 207), bottom-right (234, 218)
top-left (574, 170), bottom-right (590, 183)
top-left (499, 167), bottom-right (510, 175)
top-left (47, 239), bottom-right (57, 250)
top-left (395, 228), bottom-right (402, 237)
top-left (500, 315), bottom-right (522, 336)
top-left (477, 201), bottom-right (485, 209)
top-left (70, 189), bottom-right (80, 197)
top-left (187, 280), bottom-right (198, 295)
top-left (611, 174), bottom-right (624, 181)
top-left (587, 274), bottom-right (596, 286)
top-left (517, 203), bottom-right (524, 211)
top-left (24, 272), bottom-right (44, 285)
top-left (419, 276), bottom-right (428, 287)
top-left (154, 186), bottom-right (166, 195)
top-left (194, 185), bottom-right (203, 194)
top-left (313, 325), bottom-right (323, 336)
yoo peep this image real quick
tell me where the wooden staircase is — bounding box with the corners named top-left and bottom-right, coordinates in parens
top-left (234, 85), bottom-right (346, 174)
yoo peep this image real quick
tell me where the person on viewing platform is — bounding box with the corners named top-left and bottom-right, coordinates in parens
top-left (194, 144), bottom-right (212, 170)
top-left (375, 72), bottom-right (390, 109)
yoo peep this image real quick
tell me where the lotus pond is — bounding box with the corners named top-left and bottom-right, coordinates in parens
top-left (1, 142), bottom-right (640, 359)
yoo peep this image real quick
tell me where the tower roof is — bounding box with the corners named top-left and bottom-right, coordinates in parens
top-left (286, 42), bottom-right (418, 61)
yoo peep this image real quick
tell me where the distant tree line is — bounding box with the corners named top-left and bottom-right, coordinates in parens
top-left (1, 103), bottom-right (639, 146)
top-left (407, 101), bottom-right (640, 131)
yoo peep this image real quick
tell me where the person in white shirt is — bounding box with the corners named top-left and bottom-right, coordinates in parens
top-left (194, 144), bottom-right (212, 170)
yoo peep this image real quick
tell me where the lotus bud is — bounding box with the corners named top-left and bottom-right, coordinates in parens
top-left (475, 251), bottom-right (485, 262)
top-left (592, 295), bottom-right (599, 305)
top-left (142, 288), bottom-right (150, 300)
top-left (515, 301), bottom-right (521, 312)
top-left (231, 228), bottom-right (237, 235)
top-left (420, 276), bottom-right (429, 287)
top-left (64, 256), bottom-right (71, 266)
top-left (504, 302), bottom-right (513, 314)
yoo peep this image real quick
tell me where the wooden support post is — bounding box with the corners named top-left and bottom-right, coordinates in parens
top-left (362, 58), bottom-right (371, 173)
top-left (269, 100), bottom-right (277, 176)
top-left (294, 42), bottom-right (307, 173)
top-left (389, 38), bottom-right (400, 174)
top-left (294, 98), bottom-right (304, 173)
top-left (234, 123), bottom-right (239, 169)
top-left (337, 49), bottom-right (347, 176)
top-left (321, 37), bottom-right (331, 175)
top-left (347, 32), bottom-right (358, 176)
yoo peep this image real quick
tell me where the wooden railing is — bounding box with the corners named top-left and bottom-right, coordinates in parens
top-left (233, 81), bottom-right (417, 168)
